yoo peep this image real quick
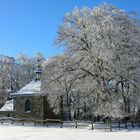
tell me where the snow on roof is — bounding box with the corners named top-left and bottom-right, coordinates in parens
top-left (11, 81), bottom-right (43, 97)
top-left (0, 99), bottom-right (13, 111)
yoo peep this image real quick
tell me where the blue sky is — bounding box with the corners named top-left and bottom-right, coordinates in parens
top-left (0, 0), bottom-right (140, 58)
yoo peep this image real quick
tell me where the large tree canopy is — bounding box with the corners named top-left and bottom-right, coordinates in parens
top-left (46, 3), bottom-right (140, 119)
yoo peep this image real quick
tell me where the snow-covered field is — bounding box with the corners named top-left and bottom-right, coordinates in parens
top-left (0, 124), bottom-right (140, 140)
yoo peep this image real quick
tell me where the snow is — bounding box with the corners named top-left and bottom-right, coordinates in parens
top-left (11, 81), bottom-right (42, 96)
top-left (0, 125), bottom-right (140, 140)
top-left (0, 99), bottom-right (13, 111)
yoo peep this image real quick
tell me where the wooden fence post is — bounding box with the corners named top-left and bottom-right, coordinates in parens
top-left (22, 119), bottom-right (24, 125)
top-left (91, 122), bottom-right (94, 130)
top-left (109, 120), bottom-right (112, 132)
top-left (46, 120), bottom-right (48, 128)
top-left (125, 122), bottom-right (127, 129)
top-left (75, 121), bottom-right (77, 128)
top-left (118, 121), bottom-right (120, 130)
top-left (131, 121), bottom-right (134, 128)
top-left (61, 121), bottom-right (63, 128)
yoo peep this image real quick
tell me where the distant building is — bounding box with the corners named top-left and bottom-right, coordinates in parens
top-left (0, 59), bottom-right (59, 120)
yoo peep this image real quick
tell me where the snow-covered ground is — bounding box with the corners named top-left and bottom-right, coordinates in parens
top-left (0, 124), bottom-right (140, 140)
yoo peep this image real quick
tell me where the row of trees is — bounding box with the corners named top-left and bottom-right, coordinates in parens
top-left (0, 53), bottom-right (45, 107)
top-left (42, 3), bottom-right (140, 121)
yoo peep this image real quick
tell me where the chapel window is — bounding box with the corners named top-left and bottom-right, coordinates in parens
top-left (25, 99), bottom-right (31, 112)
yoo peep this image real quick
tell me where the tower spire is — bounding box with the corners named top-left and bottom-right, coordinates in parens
top-left (35, 58), bottom-right (42, 81)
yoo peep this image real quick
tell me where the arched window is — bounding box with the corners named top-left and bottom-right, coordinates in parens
top-left (25, 99), bottom-right (31, 112)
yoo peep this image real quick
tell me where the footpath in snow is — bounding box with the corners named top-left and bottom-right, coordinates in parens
top-left (0, 124), bottom-right (140, 140)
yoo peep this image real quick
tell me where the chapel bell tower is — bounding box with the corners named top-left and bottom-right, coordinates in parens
top-left (35, 58), bottom-right (42, 81)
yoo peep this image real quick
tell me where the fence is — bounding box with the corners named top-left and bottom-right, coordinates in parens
top-left (0, 117), bottom-right (140, 132)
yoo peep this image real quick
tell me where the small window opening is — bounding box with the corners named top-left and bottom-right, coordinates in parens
top-left (25, 99), bottom-right (31, 112)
